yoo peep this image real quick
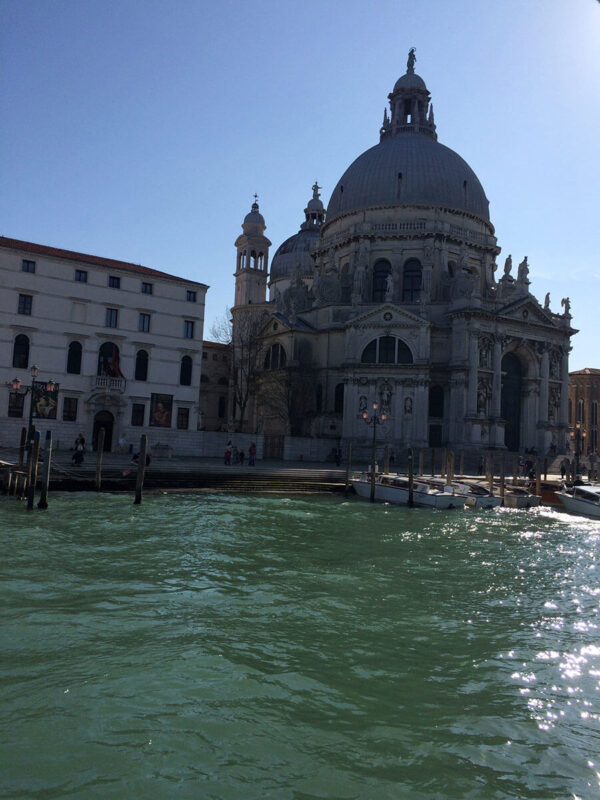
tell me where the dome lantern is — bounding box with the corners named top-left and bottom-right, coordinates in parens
top-left (381, 48), bottom-right (437, 142)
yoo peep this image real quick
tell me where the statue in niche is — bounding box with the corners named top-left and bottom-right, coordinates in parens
top-left (517, 256), bottom-right (529, 283)
top-left (548, 386), bottom-right (561, 423)
top-left (477, 377), bottom-right (490, 415)
top-left (379, 381), bottom-right (392, 412)
top-left (503, 255), bottom-right (513, 277)
top-left (359, 395), bottom-right (368, 415)
top-left (404, 396), bottom-right (413, 415)
top-left (352, 263), bottom-right (366, 304)
top-left (549, 350), bottom-right (560, 379)
top-left (451, 268), bottom-right (476, 300)
top-left (478, 338), bottom-right (491, 368)
top-left (385, 272), bottom-right (394, 302)
top-left (561, 297), bottom-right (571, 316)
top-left (424, 243), bottom-right (434, 263)
top-left (544, 292), bottom-right (550, 311)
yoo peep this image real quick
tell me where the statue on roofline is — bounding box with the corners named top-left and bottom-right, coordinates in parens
top-left (407, 48), bottom-right (416, 73)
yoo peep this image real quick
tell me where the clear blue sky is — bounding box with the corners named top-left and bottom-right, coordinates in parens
top-left (2, 0), bottom-right (599, 369)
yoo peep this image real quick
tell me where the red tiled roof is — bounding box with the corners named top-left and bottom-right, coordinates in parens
top-left (570, 368), bottom-right (600, 375)
top-left (0, 236), bottom-right (208, 287)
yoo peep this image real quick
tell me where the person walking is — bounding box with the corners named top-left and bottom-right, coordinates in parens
top-left (248, 441), bottom-right (256, 466)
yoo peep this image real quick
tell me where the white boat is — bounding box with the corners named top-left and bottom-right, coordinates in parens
top-left (424, 478), bottom-right (502, 510)
top-left (502, 483), bottom-right (541, 509)
top-left (555, 484), bottom-right (600, 518)
top-left (350, 473), bottom-right (469, 509)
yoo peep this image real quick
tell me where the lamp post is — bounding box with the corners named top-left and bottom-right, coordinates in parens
top-left (10, 365), bottom-right (56, 445)
top-left (570, 422), bottom-right (587, 477)
top-left (362, 400), bottom-right (387, 503)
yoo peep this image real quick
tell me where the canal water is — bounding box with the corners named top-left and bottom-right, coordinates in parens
top-left (1, 492), bottom-right (599, 799)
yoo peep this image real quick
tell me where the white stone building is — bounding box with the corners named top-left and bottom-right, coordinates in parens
top-left (0, 236), bottom-right (207, 453)
top-left (232, 54), bottom-right (575, 458)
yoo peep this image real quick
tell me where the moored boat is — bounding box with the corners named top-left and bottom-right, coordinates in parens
top-left (350, 472), bottom-right (463, 509)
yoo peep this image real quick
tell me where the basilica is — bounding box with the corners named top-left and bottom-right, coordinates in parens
top-left (231, 52), bottom-right (575, 459)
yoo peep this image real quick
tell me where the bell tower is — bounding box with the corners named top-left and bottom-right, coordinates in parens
top-left (234, 196), bottom-right (271, 308)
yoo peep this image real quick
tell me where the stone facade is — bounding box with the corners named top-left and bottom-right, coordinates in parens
top-left (569, 368), bottom-right (600, 456)
top-left (232, 56), bottom-right (575, 458)
top-left (1, 236), bottom-right (207, 453)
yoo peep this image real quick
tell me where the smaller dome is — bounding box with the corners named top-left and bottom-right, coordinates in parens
top-left (393, 72), bottom-right (427, 92)
top-left (270, 229), bottom-right (320, 282)
top-left (244, 201), bottom-right (265, 226)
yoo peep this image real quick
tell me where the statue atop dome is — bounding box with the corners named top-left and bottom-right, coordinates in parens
top-left (407, 48), bottom-right (416, 74)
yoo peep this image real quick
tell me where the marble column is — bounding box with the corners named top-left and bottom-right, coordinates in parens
top-left (559, 349), bottom-right (570, 427)
top-left (491, 337), bottom-right (502, 417)
top-left (467, 335), bottom-right (478, 415)
top-left (539, 348), bottom-right (549, 424)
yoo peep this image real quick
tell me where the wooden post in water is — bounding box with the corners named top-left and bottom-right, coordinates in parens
top-left (133, 434), bottom-right (148, 505)
top-left (535, 458), bottom-right (542, 498)
top-left (513, 456), bottom-right (518, 484)
top-left (345, 444), bottom-right (352, 498)
top-left (430, 448), bottom-right (435, 477)
top-left (459, 450), bottom-right (464, 477)
top-left (383, 445), bottom-right (390, 475)
top-left (446, 450), bottom-right (454, 486)
top-left (37, 432), bottom-right (53, 510)
top-left (418, 448), bottom-right (423, 477)
top-left (543, 457), bottom-right (548, 481)
top-left (440, 448), bottom-right (447, 478)
top-left (487, 452), bottom-right (494, 496)
top-left (407, 447), bottom-right (414, 508)
top-left (26, 436), bottom-right (41, 510)
top-left (18, 426), bottom-right (27, 468)
top-left (499, 453), bottom-right (505, 506)
top-left (95, 428), bottom-right (105, 491)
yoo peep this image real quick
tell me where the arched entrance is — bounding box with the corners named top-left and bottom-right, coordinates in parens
top-left (501, 353), bottom-right (522, 451)
top-left (93, 411), bottom-right (114, 451)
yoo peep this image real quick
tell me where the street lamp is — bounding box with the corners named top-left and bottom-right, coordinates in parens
top-left (10, 365), bottom-right (56, 444)
top-left (362, 400), bottom-right (387, 503)
top-left (570, 422), bottom-right (587, 477)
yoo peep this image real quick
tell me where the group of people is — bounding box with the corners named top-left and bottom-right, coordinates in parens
top-left (71, 433), bottom-right (85, 465)
top-left (224, 441), bottom-right (256, 466)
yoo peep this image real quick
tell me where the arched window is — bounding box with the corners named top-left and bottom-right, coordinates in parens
top-left (402, 259), bottom-right (422, 302)
top-left (264, 343), bottom-right (287, 370)
top-left (135, 350), bottom-right (148, 382)
top-left (372, 259), bottom-right (391, 303)
top-left (180, 355), bottom-right (192, 386)
top-left (67, 341), bottom-right (82, 374)
top-left (97, 342), bottom-right (123, 377)
top-left (12, 334), bottom-right (29, 369)
top-left (577, 399), bottom-right (584, 424)
top-left (429, 385), bottom-right (444, 417)
top-left (334, 383), bottom-right (344, 414)
top-left (361, 337), bottom-right (413, 364)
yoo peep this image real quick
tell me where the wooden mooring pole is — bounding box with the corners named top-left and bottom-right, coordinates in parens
top-left (37, 432), bottom-right (53, 510)
top-left (418, 448), bottom-right (423, 477)
top-left (345, 444), bottom-right (352, 498)
top-left (133, 434), bottom-right (148, 505)
top-left (26, 436), bottom-right (41, 511)
top-left (383, 445), bottom-right (390, 475)
top-left (446, 450), bottom-right (454, 486)
top-left (499, 453), bottom-right (505, 506)
top-left (407, 447), bottom-right (414, 508)
top-left (95, 428), bottom-right (105, 491)
top-left (18, 426), bottom-right (27, 468)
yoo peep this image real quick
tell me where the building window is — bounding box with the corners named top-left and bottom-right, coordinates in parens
top-left (131, 403), bottom-right (145, 426)
top-left (98, 342), bottom-right (123, 377)
top-left (402, 259), bottom-right (422, 303)
top-left (22, 259), bottom-right (36, 273)
top-left (141, 282), bottom-right (153, 295)
top-left (180, 356), bottom-right (192, 386)
top-left (186, 290), bottom-right (197, 302)
top-left (429, 386), bottom-right (444, 417)
top-left (264, 343), bottom-right (287, 370)
top-left (361, 336), bottom-right (413, 364)
top-left (184, 320), bottom-right (194, 339)
top-left (218, 396), bottom-right (227, 418)
top-left (592, 401), bottom-right (598, 427)
top-left (135, 349), bottom-right (149, 381)
top-left (18, 294), bottom-right (32, 315)
top-left (177, 407), bottom-right (189, 430)
top-left (202, 351), bottom-right (207, 359)
top-left (63, 397), bottom-right (78, 421)
top-left (108, 275), bottom-right (121, 289)
top-left (591, 429), bottom-right (598, 454)
top-left (138, 313), bottom-right (151, 332)
top-left (372, 259), bottom-right (392, 302)
top-left (577, 399), bottom-right (584, 424)
top-left (12, 334), bottom-right (29, 369)
top-left (8, 392), bottom-right (25, 418)
top-left (334, 383), bottom-right (344, 414)
top-left (75, 269), bottom-right (88, 282)
top-left (67, 341), bottom-right (83, 374)
top-left (105, 308), bottom-right (119, 328)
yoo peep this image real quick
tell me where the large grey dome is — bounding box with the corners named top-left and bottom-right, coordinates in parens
top-left (326, 134), bottom-right (489, 223)
top-left (270, 229), bottom-right (320, 281)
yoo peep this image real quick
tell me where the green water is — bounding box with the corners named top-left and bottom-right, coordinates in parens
top-left (1, 492), bottom-right (599, 799)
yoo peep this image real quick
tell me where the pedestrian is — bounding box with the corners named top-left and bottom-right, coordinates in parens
top-left (224, 445), bottom-right (231, 465)
top-left (248, 441), bottom-right (256, 466)
top-left (560, 459), bottom-right (566, 480)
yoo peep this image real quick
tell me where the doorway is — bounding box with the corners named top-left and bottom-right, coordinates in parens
top-left (501, 353), bottom-right (522, 451)
top-left (93, 410), bottom-right (114, 451)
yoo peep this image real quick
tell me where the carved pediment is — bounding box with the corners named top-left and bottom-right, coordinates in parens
top-left (346, 304), bottom-right (429, 331)
top-left (497, 297), bottom-right (556, 327)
